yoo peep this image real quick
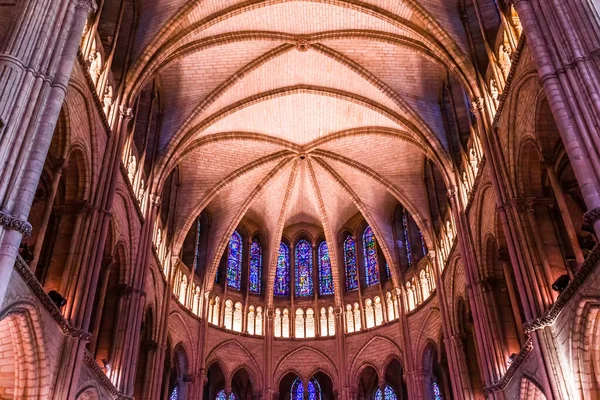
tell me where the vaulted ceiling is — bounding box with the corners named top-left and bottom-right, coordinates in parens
top-left (123, 0), bottom-right (479, 291)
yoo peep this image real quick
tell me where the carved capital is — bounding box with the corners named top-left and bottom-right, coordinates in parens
top-left (470, 97), bottom-right (484, 113)
top-left (0, 210), bottom-right (32, 237)
top-left (76, 0), bottom-right (98, 13)
top-left (583, 207), bottom-right (600, 228)
top-left (118, 105), bottom-right (133, 120)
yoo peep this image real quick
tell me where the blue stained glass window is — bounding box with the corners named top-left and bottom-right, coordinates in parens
top-left (344, 236), bottom-right (359, 291)
top-left (318, 241), bottom-right (334, 295)
top-left (274, 243), bottom-right (290, 296)
top-left (402, 212), bottom-right (413, 267)
top-left (386, 262), bottom-right (391, 279)
top-left (295, 239), bottom-right (313, 297)
top-left (363, 226), bottom-right (380, 286)
top-left (226, 231), bottom-right (242, 290)
top-left (291, 377), bottom-right (321, 400)
top-left (433, 381), bottom-right (443, 400)
top-left (420, 230), bottom-right (428, 256)
top-left (216, 389), bottom-right (236, 400)
top-left (170, 387), bottom-right (178, 400)
top-left (374, 385), bottom-right (397, 400)
top-left (249, 239), bottom-right (262, 294)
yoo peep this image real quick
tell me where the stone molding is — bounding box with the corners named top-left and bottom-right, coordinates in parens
top-left (484, 336), bottom-right (534, 393)
top-left (492, 34), bottom-right (526, 129)
top-left (523, 244), bottom-right (600, 333)
top-left (0, 210), bottom-right (33, 237)
top-left (83, 350), bottom-right (133, 400)
top-left (14, 256), bottom-right (92, 341)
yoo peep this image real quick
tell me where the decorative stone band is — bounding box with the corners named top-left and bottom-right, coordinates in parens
top-left (14, 256), bottom-right (93, 341)
top-left (83, 350), bottom-right (134, 400)
top-left (583, 207), bottom-right (600, 230)
top-left (0, 210), bottom-right (33, 237)
top-left (492, 30), bottom-right (526, 128)
top-left (523, 244), bottom-right (600, 333)
top-left (484, 336), bottom-right (534, 394)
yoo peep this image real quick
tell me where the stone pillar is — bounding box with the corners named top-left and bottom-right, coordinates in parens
top-left (29, 161), bottom-right (65, 272)
top-left (0, 0), bottom-right (97, 308)
top-left (510, 0), bottom-right (600, 239)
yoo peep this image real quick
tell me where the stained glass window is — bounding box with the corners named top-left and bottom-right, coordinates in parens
top-left (170, 387), bottom-right (178, 400)
top-left (249, 239), bottom-right (262, 294)
top-left (318, 241), bottom-right (334, 295)
top-left (227, 231), bottom-right (242, 290)
top-left (402, 211), bottom-right (413, 267)
top-left (374, 385), bottom-right (397, 400)
top-left (216, 389), bottom-right (236, 400)
top-left (295, 239), bottom-right (313, 297)
top-left (274, 243), bottom-right (290, 296)
top-left (420, 230), bottom-right (428, 256)
top-left (291, 377), bottom-right (321, 400)
top-left (363, 226), bottom-right (380, 286)
top-left (385, 262), bottom-right (391, 279)
top-left (344, 236), bottom-right (359, 291)
top-left (433, 381), bottom-right (443, 400)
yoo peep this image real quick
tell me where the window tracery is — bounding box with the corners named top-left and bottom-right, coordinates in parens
top-left (318, 241), bottom-right (334, 295)
top-left (226, 231), bottom-right (242, 290)
top-left (249, 239), bottom-right (262, 294)
top-left (363, 226), bottom-right (380, 286)
top-left (344, 236), bottom-right (359, 291)
top-left (275, 243), bottom-right (290, 297)
top-left (295, 239), bottom-right (313, 297)
top-left (374, 385), bottom-right (397, 400)
top-left (291, 377), bottom-right (321, 400)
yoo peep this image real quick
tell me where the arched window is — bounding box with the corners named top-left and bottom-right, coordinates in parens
top-left (291, 377), bottom-right (322, 400)
top-left (247, 306), bottom-right (255, 335)
top-left (344, 236), bottom-right (359, 291)
top-left (328, 306), bottom-right (335, 335)
top-left (274, 308), bottom-right (282, 337)
top-left (256, 307), bottom-right (263, 335)
top-left (274, 243), bottom-right (290, 296)
top-left (249, 239), bottom-right (262, 294)
top-left (386, 292), bottom-right (395, 320)
top-left (365, 299), bottom-right (375, 328)
top-left (306, 308), bottom-right (315, 338)
top-left (318, 241), bottom-right (334, 295)
top-left (295, 308), bottom-right (305, 338)
top-left (227, 231), bottom-right (242, 290)
top-left (363, 226), bottom-right (380, 286)
top-left (402, 211), bottom-right (413, 267)
top-left (224, 300), bottom-right (233, 330)
top-left (374, 296), bottom-right (383, 326)
top-left (433, 381), bottom-right (444, 400)
top-left (346, 304), bottom-right (354, 333)
top-left (320, 307), bottom-right (328, 335)
top-left (216, 389), bottom-right (236, 400)
top-left (212, 297), bottom-right (220, 325)
top-left (353, 303), bottom-right (362, 331)
top-left (295, 239), bottom-right (313, 297)
top-left (233, 302), bottom-right (243, 332)
top-left (282, 308), bottom-right (290, 338)
top-left (374, 385), bottom-right (397, 400)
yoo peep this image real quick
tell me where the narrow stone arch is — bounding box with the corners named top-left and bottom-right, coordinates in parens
top-left (519, 376), bottom-right (547, 399)
top-left (0, 301), bottom-right (50, 399)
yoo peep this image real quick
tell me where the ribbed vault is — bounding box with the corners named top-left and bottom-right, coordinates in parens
top-left (125, 0), bottom-right (476, 295)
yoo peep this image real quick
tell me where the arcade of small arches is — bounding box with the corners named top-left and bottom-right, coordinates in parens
top-left (2, 0), bottom-right (600, 400)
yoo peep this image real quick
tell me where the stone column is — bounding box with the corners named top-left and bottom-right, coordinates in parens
top-left (510, 0), bottom-right (600, 239)
top-left (0, 0), bottom-right (97, 308)
top-left (542, 157), bottom-right (585, 266)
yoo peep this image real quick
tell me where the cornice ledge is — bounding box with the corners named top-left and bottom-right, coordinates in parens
top-left (523, 244), bottom-right (600, 333)
top-left (14, 256), bottom-right (92, 341)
